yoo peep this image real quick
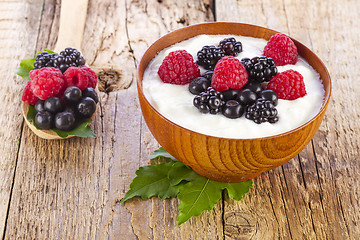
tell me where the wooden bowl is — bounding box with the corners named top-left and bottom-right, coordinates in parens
top-left (136, 22), bottom-right (331, 182)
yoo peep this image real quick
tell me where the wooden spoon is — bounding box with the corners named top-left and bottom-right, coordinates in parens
top-left (23, 0), bottom-right (90, 139)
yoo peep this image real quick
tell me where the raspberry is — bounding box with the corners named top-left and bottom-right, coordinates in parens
top-left (30, 67), bottom-right (64, 100)
top-left (158, 50), bottom-right (200, 85)
top-left (266, 69), bottom-right (306, 100)
top-left (81, 66), bottom-right (97, 88)
top-left (211, 56), bottom-right (249, 92)
top-left (63, 67), bottom-right (89, 90)
top-left (263, 33), bottom-right (298, 66)
top-left (22, 81), bottom-right (39, 105)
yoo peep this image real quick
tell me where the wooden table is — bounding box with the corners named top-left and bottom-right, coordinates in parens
top-left (1, 0), bottom-right (359, 239)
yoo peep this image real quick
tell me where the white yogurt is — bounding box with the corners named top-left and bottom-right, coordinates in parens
top-left (142, 35), bottom-right (325, 139)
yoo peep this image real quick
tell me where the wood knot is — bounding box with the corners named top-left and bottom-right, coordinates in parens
top-left (224, 212), bottom-right (256, 237)
top-left (97, 69), bottom-right (123, 93)
top-left (177, 17), bottom-right (187, 25)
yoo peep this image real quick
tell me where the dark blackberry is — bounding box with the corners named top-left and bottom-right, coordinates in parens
top-left (196, 46), bottom-right (225, 70)
top-left (33, 48), bottom-right (86, 73)
top-left (245, 98), bottom-right (279, 124)
top-left (193, 87), bottom-right (224, 114)
top-left (241, 56), bottom-right (278, 83)
top-left (218, 37), bottom-right (242, 56)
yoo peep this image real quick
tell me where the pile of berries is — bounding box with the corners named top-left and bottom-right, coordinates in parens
top-left (196, 37), bottom-right (243, 70)
top-left (157, 33), bottom-right (306, 124)
top-left (34, 48), bottom-right (86, 73)
top-left (190, 75), bottom-right (279, 122)
top-left (21, 48), bottom-right (98, 132)
top-left (33, 87), bottom-right (98, 131)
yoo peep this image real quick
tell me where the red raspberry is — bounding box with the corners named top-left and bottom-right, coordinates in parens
top-left (30, 67), bottom-right (64, 100)
top-left (211, 56), bottom-right (248, 92)
top-left (263, 33), bottom-right (298, 66)
top-left (81, 66), bottom-right (97, 88)
top-left (158, 50), bottom-right (200, 85)
top-left (267, 69), bottom-right (306, 100)
top-left (22, 81), bottom-right (39, 105)
top-left (63, 67), bottom-right (89, 90)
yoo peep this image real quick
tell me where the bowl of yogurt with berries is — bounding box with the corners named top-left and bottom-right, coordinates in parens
top-left (137, 22), bottom-right (331, 182)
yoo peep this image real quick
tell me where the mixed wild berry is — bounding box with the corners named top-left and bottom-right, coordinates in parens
top-left (158, 34), bottom-right (306, 124)
top-left (21, 48), bottom-right (98, 132)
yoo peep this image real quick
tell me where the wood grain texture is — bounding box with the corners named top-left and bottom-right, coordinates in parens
top-left (0, 0), bottom-right (359, 239)
top-left (217, 0), bottom-right (360, 239)
top-left (0, 0), bottom-right (45, 238)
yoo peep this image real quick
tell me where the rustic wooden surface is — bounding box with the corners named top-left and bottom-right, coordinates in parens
top-left (0, 0), bottom-right (359, 239)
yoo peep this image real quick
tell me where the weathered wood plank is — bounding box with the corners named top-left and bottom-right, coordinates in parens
top-left (3, 0), bottom-right (222, 239)
top-left (0, 0), bottom-right (45, 238)
top-left (217, 0), bottom-right (360, 239)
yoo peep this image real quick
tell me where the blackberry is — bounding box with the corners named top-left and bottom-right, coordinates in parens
top-left (241, 56), bottom-right (277, 83)
top-left (33, 48), bottom-right (86, 73)
top-left (218, 37), bottom-right (242, 56)
top-left (196, 46), bottom-right (225, 70)
top-left (193, 87), bottom-right (224, 114)
top-left (245, 98), bottom-right (279, 124)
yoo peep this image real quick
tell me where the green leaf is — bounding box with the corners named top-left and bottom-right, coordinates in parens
top-left (51, 118), bottom-right (96, 138)
top-left (177, 177), bottom-right (223, 225)
top-left (121, 160), bottom-right (179, 203)
top-left (223, 180), bottom-right (253, 201)
top-left (121, 147), bottom-right (253, 225)
top-left (149, 147), bottom-right (177, 161)
top-left (36, 49), bottom-right (55, 55)
top-left (15, 49), bottom-right (56, 80)
top-left (26, 105), bottom-right (36, 122)
top-left (149, 147), bottom-right (177, 164)
top-left (14, 58), bottom-right (35, 80)
top-left (168, 161), bottom-right (197, 186)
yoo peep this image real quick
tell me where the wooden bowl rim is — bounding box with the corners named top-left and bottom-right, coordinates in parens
top-left (137, 22), bottom-right (332, 141)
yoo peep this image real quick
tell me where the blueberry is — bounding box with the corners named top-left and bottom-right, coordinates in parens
top-left (64, 86), bottom-right (82, 103)
top-left (76, 97), bottom-right (97, 118)
top-left (44, 97), bottom-right (64, 114)
top-left (188, 77), bottom-right (211, 95)
top-left (259, 89), bottom-right (278, 106)
top-left (35, 111), bottom-right (53, 130)
top-left (222, 100), bottom-right (244, 119)
top-left (34, 100), bottom-right (45, 112)
top-left (221, 89), bottom-right (241, 101)
top-left (55, 112), bottom-right (76, 131)
top-left (243, 82), bottom-right (262, 93)
top-left (237, 89), bottom-right (257, 106)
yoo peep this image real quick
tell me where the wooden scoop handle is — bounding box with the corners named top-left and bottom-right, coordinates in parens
top-left (54, 0), bottom-right (89, 53)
